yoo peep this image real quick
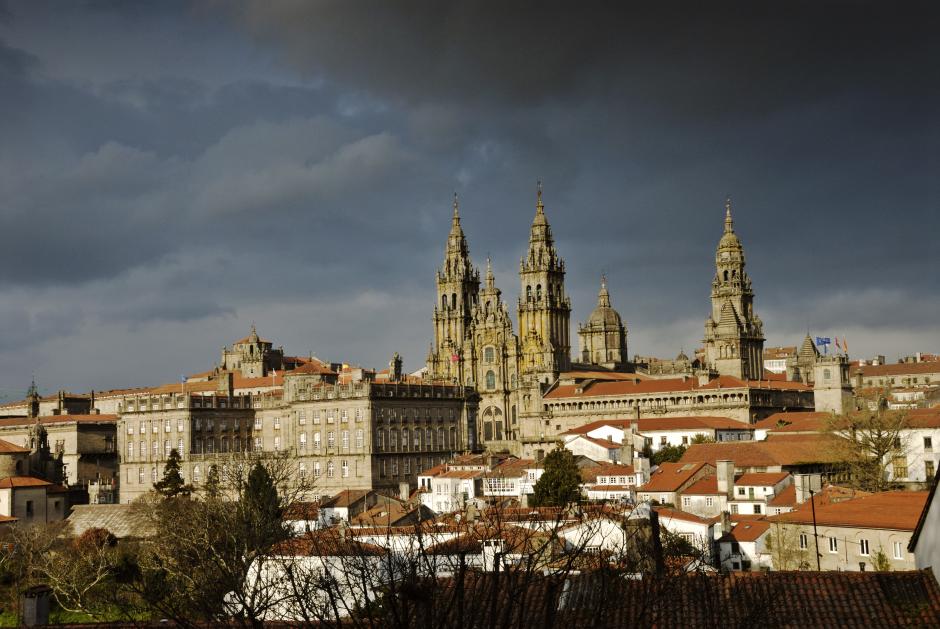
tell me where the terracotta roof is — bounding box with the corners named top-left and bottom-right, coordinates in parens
top-left (546, 375), bottom-right (809, 400)
top-left (752, 411), bottom-right (829, 430)
top-left (653, 506), bottom-right (715, 525)
top-left (641, 462), bottom-right (710, 493)
top-left (320, 489), bottom-right (370, 509)
top-left (580, 463), bottom-right (635, 483)
top-left (763, 346), bottom-right (797, 359)
top-left (681, 476), bottom-right (719, 495)
top-left (680, 435), bottom-right (843, 468)
top-left (734, 472), bottom-right (790, 486)
top-left (564, 416), bottom-right (750, 437)
top-left (767, 484), bottom-right (797, 507)
top-left (0, 476), bottom-right (52, 488)
top-left (852, 362), bottom-right (940, 377)
top-left (0, 414), bottom-right (118, 429)
top-left (285, 361), bottom-right (336, 376)
top-left (769, 491), bottom-right (929, 531)
top-left (719, 520), bottom-right (770, 543)
top-left (283, 502), bottom-right (319, 520)
top-left (350, 502), bottom-right (416, 527)
top-left (0, 439), bottom-right (29, 453)
top-left (274, 530), bottom-right (387, 557)
top-left (575, 435), bottom-right (621, 449)
top-left (67, 504), bottom-right (155, 539)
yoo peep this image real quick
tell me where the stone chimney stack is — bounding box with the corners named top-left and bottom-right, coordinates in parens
top-left (794, 473), bottom-right (822, 504)
top-left (216, 371), bottom-right (234, 397)
top-left (716, 459), bottom-right (735, 499)
top-left (399, 481), bottom-right (410, 502)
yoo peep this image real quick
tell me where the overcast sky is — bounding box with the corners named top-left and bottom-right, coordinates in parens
top-left (0, 1), bottom-right (936, 398)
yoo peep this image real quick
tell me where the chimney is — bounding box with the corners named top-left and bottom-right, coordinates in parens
top-left (399, 481), bottom-right (410, 502)
top-left (620, 439), bottom-right (634, 464)
top-left (794, 474), bottom-right (822, 504)
top-left (217, 371), bottom-right (234, 397)
top-left (716, 460), bottom-right (735, 499)
top-left (720, 511), bottom-right (732, 536)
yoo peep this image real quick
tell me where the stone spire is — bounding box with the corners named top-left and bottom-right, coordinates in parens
top-left (485, 257), bottom-right (495, 290)
top-left (518, 182), bottom-right (571, 374)
top-left (597, 274), bottom-right (611, 309)
top-left (703, 198), bottom-right (764, 379)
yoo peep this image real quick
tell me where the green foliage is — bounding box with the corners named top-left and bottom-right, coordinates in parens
top-left (690, 434), bottom-right (714, 445)
top-left (652, 444), bottom-right (687, 465)
top-left (240, 462), bottom-right (286, 550)
top-left (203, 464), bottom-right (221, 497)
top-left (531, 448), bottom-right (582, 507)
top-left (153, 449), bottom-right (193, 498)
top-left (872, 548), bottom-right (892, 572)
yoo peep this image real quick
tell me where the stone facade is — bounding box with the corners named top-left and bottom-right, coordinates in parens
top-left (426, 193), bottom-right (811, 455)
top-left (116, 378), bottom-right (477, 502)
top-left (702, 200), bottom-right (765, 380)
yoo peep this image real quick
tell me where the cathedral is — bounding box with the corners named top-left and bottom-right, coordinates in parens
top-left (426, 184), bottom-right (784, 451)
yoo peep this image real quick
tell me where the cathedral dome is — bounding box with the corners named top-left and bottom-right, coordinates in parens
top-left (587, 278), bottom-right (623, 327)
top-left (717, 199), bottom-right (743, 251)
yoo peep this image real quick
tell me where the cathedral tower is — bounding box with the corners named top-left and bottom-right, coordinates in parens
top-left (470, 259), bottom-right (520, 443)
top-left (578, 276), bottom-right (628, 369)
top-left (702, 199), bottom-right (765, 379)
top-left (428, 195), bottom-right (480, 383)
top-left (518, 184), bottom-right (571, 377)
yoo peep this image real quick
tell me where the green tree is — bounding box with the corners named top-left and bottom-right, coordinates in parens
top-left (652, 444), bottom-right (687, 466)
top-left (203, 464), bottom-right (221, 498)
top-left (531, 448), bottom-right (582, 507)
top-left (153, 449), bottom-right (193, 498)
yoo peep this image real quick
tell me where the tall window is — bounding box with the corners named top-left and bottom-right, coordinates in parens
top-left (893, 456), bottom-right (908, 479)
top-left (828, 537), bottom-right (838, 553)
top-left (859, 539), bottom-right (870, 556)
top-left (313, 410), bottom-right (321, 424)
top-left (484, 346), bottom-right (495, 363)
top-left (177, 419), bottom-right (184, 432)
top-left (341, 409), bottom-right (348, 422)
top-left (438, 428), bottom-right (445, 448)
top-left (314, 431), bottom-right (321, 450)
top-left (138, 467), bottom-right (144, 484)
top-left (254, 436), bottom-right (262, 451)
top-left (355, 407), bottom-right (362, 422)
top-left (893, 541), bottom-right (904, 560)
top-left (127, 442), bottom-right (134, 458)
top-left (341, 461), bottom-right (349, 478)
top-left (165, 419), bottom-right (171, 432)
top-left (274, 416), bottom-right (280, 430)
top-left (356, 429), bottom-right (364, 449)
top-left (342, 430), bottom-right (349, 451)
top-left (193, 466), bottom-right (201, 482)
top-left (274, 436), bottom-right (281, 450)
top-left (254, 417), bottom-right (262, 430)
top-left (151, 467), bottom-right (158, 482)
top-left (300, 432), bottom-right (307, 450)
top-left (178, 438), bottom-right (184, 454)
top-left (299, 463), bottom-right (306, 478)
top-left (327, 461), bottom-right (335, 478)
top-left (314, 462), bottom-right (321, 478)
top-left (299, 410), bottom-right (306, 425)
top-left (485, 370), bottom-right (496, 390)
top-left (327, 431), bottom-right (335, 448)
top-left (402, 429), bottom-right (410, 450)
top-left (427, 428), bottom-right (433, 448)
top-left (327, 409), bottom-right (335, 423)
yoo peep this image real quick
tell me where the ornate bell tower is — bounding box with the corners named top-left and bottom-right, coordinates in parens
top-left (518, 183), bottom-right (571, 377)
top-left (703, 199), bottom-right (765, 379)
top-left (428, 194), bottom-right (480, 383)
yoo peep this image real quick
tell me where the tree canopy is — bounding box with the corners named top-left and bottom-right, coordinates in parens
top-left (153, 448), bottom-right (193, 498)
top-left (531, 448), bottom-right (582, 507)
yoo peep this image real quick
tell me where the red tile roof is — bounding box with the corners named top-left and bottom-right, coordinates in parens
top-left (0, 414), bottom-right (118, 429)
top-left (564, 416), bottom-right (750, 437)
top-left (767, 484), bottom-right (797, 507)
top-left (0, 476), bottom-right (52, 488)
top-left (680, 435), bottom-right (843, 468)
top-left (286, 361), bottom-right (336, 376)
top-left (681, 476), bottom-right (719, 495)
top-left (769, 491), bottom-right (929, 531)
top-left (653, 506), bottom-right (715, 525)
top-left (0, 439), bottom-right (30, 454)
top-left (545, 375), bottom-right (809, 400)
top-left (721, 520), bottom-right (770, 543)
top-left (734, 472), bottom-right (790, 486)
top-left (320, 489), bottom-right (370, 509)
top-left (641, 462), bottom-right (711, 493)
top-left (852, 362), bottom-right (940, 377)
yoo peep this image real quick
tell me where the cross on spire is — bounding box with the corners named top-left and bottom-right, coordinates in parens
top-left (536, 179), bottom-right (544, 214)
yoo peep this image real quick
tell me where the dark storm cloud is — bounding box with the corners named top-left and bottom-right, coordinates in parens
top-left (0, 1), bottom-right (935, 394)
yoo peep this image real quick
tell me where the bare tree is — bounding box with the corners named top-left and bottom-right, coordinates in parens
top-left (825, 391), bottom-right (912, 492)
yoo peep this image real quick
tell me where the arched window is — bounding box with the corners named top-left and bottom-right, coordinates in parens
top-left (441, 294), bottom-right (447, 309)
top-left (536, 284), bottom-right (542, 301)
top-left (723, 270), bottom-right (729, 281)
top-left (193, 466), bottom-right (201, 482)
top-left (327, 461), bottom-right (335, 478)
top-left (526, 285), bottom-right (533, 301)
top-left (484, 346), bottom-right (495, 363)
top-left (451, 293), bottom-right (457, 309)
top-left (486, 370), bottom-right (496, 390)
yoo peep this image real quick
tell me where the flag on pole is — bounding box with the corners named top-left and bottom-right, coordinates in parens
top-left (815, 337), bottom-right (831, 354)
